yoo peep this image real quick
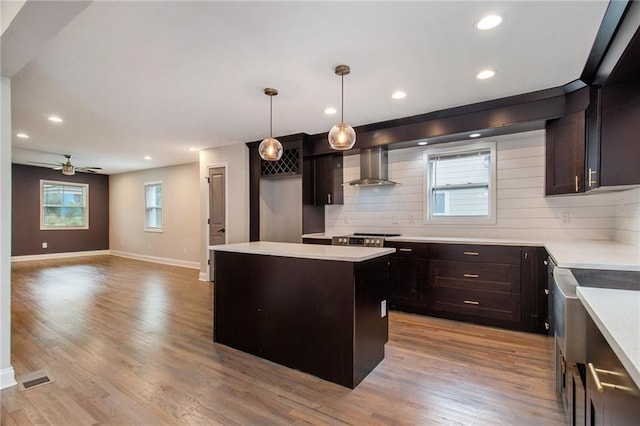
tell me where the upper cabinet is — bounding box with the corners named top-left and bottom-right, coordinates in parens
top-left (545, 110), bottom-right (587, 195)
top-left (308, 154), bottom-right (344, 206)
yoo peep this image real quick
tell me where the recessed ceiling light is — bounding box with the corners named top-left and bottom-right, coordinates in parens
top-left (476, 69), bottom-right (496, 80)
top-left (324, 107), bottom-right (337, 115)
top-left (391, 91), bottom-right (407, 100)
top-left (417, 141), bottom-right (428, 146)
top-left (47, 116), bottom-right (63, 123)
top-left (476, 15), bottom-right (502, 30)
top-left (144, 156), bottom-right (152, 160)
top-left (469, 133), bottom-right (482, 138)
top-left (16, 133), bottom-right (29, 139)
top-left (187, 147), bottom-right (198, 151)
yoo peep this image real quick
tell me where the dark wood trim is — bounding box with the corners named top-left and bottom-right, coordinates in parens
top-left (606, 18), bottom-right (640, 85)
top-left (248, 146), bottom-right (261, 241)
top-left (580, 0), bottom-right (631, 84)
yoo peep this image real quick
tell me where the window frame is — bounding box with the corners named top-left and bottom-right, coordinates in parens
top-left (422, 140), bottom-right (497, 225)
top-left (40, 180), bottom-right (89, 230)
top-left (144, 181), bottom-right (163, 232)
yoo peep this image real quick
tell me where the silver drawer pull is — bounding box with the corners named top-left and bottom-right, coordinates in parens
top-left (399, 248), bottom-right (413, 252)
top-left (588, 363), bottom-right (635, 393)
top-left (464, 300), bottom-right (480, 305)
top-left (544, 289), bottom-right (549, 295)
top-left (463, 251), bottom-right (480, 256)
top-left (544, 322), bottom-right (550, 330)
top-left (463, 273), bottom-right (479, 278)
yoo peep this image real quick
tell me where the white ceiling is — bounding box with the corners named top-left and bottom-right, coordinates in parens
top-left (7, 1), bottom-right (609, 174)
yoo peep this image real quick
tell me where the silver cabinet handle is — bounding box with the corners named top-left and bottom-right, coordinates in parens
top-left (463, 251), bottom-right (480, 256)
top-left (544, 322), bottom-right (550, 330)
top-left (399, 248), bottom-right (413, 252)
top-left (544, 260), bottom-right (548, 266)
top-left (464, 300), bottom-right (480, 305)
top-left (544, 289), bottom-right (549, 295)
top-left (589, 168), bottom-right (597, 187)
top-left (327, 193), bottom-right (332, 204)
top-left (463, 273), bottom-right (479, 278)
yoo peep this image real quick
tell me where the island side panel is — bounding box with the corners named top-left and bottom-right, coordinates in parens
top-left (213, 251), bottom-right (355, 387)
top-left (353, 256), bottom-right (391, 387)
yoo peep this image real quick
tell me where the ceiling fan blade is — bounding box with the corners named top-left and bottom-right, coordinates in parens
top-left (76, 168), bottom-right (96, 174)
top-left (28, 161), bottom-right (62, 167)
top-left (80, 166), bottom-right (102, 170)
top-left (53, 167), bottom-right (63, 170)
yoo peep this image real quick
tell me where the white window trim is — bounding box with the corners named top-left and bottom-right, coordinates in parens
top-left (144, 181), bottom-right (163, 232)
top-left (422, 140), bottom-right (497, 226)
top-left (40, 179), bottom-right (89, 230)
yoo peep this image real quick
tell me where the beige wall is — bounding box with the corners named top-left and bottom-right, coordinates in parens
top-left (199, 143), bottom-right (249, 280)
top-left (109, 162), bottom-right (200, 268)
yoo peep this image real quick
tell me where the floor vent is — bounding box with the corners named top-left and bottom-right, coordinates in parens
top-left (17, 369), bottom-right (55, 391)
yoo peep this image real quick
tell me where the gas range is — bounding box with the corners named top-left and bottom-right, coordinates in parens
top-left (332, 233), bottom-right (401, 248)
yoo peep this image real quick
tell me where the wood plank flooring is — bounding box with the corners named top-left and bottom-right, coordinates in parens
top-left (2, 255), bottom-right (565, 425)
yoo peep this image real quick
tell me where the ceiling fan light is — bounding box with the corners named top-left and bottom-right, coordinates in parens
top-left (62, 163), bottom-right (75, 175)
top-left (258, 137), bottom-right (283, 161)
top-left (328, 122), bottom-right (356, 150)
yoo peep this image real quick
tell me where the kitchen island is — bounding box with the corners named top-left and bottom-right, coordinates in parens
top-left (210, 241), bottom-right (395, 388)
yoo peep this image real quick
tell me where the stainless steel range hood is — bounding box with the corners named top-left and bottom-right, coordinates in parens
top-left (344, 146), bottom-right (398, 187)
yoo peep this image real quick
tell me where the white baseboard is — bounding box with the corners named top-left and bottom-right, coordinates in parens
top-left (11, 249), bottom-right (111, 262)
top-left (0, 366), bottom-right (17, 389)
top-left (199, 271), bottom-right (211, 282)
top-left (110, 250), bottom-right (200, 270)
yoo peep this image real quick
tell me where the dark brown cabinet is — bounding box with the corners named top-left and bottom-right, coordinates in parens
top-left (545, 111), bottom-right (587, 195)
top-left (585, 315), bottom-right (640, 426)
top-left (386, 241), bottom-right (547, 334)
top-left (311, 154), bottom-right (344, 205)
top-left (386, 242), bottom-right (429, 309)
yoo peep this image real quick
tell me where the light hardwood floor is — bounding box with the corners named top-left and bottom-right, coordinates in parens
top-left (2, 255), bottom-right (565, 425)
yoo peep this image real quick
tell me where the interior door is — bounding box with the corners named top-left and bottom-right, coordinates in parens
top-left (209, 167), bottom-right (226, 280)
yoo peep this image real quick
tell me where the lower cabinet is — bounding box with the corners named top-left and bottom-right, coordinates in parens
top-left (386, 241), bottom-right (548, 334)
top-left (386, 242), bottom-right (429, 309)
top-left (585, 315), bottom-right (640, 426)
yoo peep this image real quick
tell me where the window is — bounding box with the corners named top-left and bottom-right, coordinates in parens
top-left (145, 182), bottom-right (162, 231)
top-left (424, 141), bottom-right (496, 224)
top-left (40, 180), bottom-right (89, 230)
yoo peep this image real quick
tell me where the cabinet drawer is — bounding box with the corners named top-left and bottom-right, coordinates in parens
top-left (429, 244), bottom-right (521, 265)
top-left (429, 287), bottom-right (521, 322)
top-left (430, 260), bottom-right (521, 293)
top-left (385, 241), bottom-right (429, 258)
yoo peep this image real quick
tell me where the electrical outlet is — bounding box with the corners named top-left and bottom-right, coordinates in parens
top-left (408, 214), bottom-right (415, 223)
top-left (381, 300), bottom-right (387, 318)
top-left (42, 242), bottom-right (47, 249)
top-left (392, 215), bottom-right (399, 224)
top-left (561, 212), bottom-right (570, 225)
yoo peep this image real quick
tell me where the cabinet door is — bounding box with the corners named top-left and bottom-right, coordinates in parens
top-left (314, 154), bottom-right (344, 205)
top-left (545, 111), bottom-right (586, 195)
top-left (389, 255), bottom-right (427, 308)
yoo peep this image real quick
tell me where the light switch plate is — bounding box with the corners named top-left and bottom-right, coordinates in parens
top-left (381, 300), bottom-right (387, 318)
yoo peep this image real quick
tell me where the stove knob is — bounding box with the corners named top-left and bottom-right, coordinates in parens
top-left (340, 238), bottom-right (345, 244)
top-left (375, 239), bottom-right (381, 245)
top-left (365, 239), bottom-right (370, 245)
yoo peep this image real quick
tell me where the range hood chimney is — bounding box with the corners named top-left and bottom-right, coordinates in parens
top-left (344, 146), bottom-right (398, 187)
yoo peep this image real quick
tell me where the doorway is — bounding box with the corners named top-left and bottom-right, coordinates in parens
top-left (208, 166), bottom-right (226, 281)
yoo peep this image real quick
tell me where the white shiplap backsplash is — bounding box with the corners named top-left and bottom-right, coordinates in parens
top-left (614, 187), bottom-right (640, 246)
top-left (326, 130), bottom-right (623, 242)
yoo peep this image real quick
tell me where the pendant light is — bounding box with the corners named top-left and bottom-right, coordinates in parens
top-left (258, 88), bottom-right (283, 161)
top-left (328, 65), bottom-right (356, 150)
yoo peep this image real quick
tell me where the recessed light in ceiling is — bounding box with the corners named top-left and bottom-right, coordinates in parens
top-left (391, 91), bottom-right (407, 100)
top-left (144, 156), bottom-right (152, 160)
top-left (469, 133), bottom-right (482, 138)
top-left (324, 107), bottom-right (337, 115)
top-left (47, 116), bottom-right (63, 123)
top-left (16, 133), bottom-right (29, 139)
top-left (476, 69), bottom-right (496, 80)
top-left (187, 147), bottom-right (198, 151)
top-left (476, 15), bottom-right (502, 30)
top-left (417, 141), bottom-right (428, 146)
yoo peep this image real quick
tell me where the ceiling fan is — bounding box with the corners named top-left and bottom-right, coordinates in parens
top-left (29, 154), bottom-right (102, 176)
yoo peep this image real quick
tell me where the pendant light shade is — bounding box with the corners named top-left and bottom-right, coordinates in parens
top-left (328, 65), bottom-right (356, 151)
top-left (258, 88), bottom-right (283, 161)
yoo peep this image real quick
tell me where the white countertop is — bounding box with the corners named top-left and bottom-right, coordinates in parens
top-left (577, 287), bottom-right (640, 388)
top-left (386, 236), bottom-right (545, 247)
top-left (210, 241), bottom-right (395, 262)
top-left (546, 240), bottom-right (640, 271)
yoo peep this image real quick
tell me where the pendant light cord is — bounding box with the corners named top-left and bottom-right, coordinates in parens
top-left (269, 95), bottom-right (273, 138)
top-left (341, 74), bottom-right (345, 123)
